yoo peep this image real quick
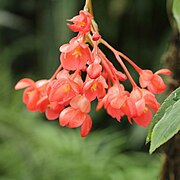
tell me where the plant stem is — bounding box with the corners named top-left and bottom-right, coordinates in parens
top-left (50, 64), bottom-right (62, 80)
top-left (99, 50), bottom-right (116, 84)
top-left (118, 51), bottom-right (142, 73)
top-left (100, 38), bottom-right (137, 88)
top-left (84, 0), bottom-right (93, 16)
top-left (115, 54), bottom-right (137, 88)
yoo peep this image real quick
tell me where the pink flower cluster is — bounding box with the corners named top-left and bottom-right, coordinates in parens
top-left (15, 10), bottom-right (171, 137)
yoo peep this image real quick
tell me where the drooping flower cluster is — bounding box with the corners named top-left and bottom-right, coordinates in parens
top-left (15, 6), bottom-right (171, 137)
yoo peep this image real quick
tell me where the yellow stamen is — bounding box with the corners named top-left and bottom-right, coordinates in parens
top-left (91, 83), bottom-right (97, 92)
top-left (144, 107), bottom-right (148, 113)
top-left (72, 47), bottom-right (82, 58)
top-left (77, 21), bottom-right (85, 27)
top-left (27, 90), bottom-right (34, 96)
top-left (64, 84), bottom-right (71, 92)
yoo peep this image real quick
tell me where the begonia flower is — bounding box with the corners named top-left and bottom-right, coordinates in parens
top-left (87, 63), bottom-right (102, 79)
top-left (59, 95), bottom-right (92, 137)
top-left (139, 69), bottom-right (171, 94)
top-left (15, 78), bottom-right (48, 112)
top-left (97, 84), bottom-right (130, 122)
top-left (48, 74), bottom-right (82, 105)
top-left (67, 10), bottom-right (92, 34)
top-left (36, 97), bottom-right (64, 120)
top-left (130, 87), bottom-right (160, 127)
top-left (83, 75), bottom-right (107, 101)
top-left (60, 37), bottom-right (92, 71)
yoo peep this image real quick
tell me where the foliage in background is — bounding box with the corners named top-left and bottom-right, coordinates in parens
top-left (0, 105), bottom-right (161, 180)
top-left (173, 0), bottom-right (180, 32)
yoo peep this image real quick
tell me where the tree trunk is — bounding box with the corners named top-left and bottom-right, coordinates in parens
top-left (161, 33), bottom-right (180, 180)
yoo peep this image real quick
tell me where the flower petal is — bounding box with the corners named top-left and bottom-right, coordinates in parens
top-left (147, 75), bottom-right (166, 94)
top-left (139, 70), bottom-right (153, 88)
top-left (155, 69), bottom-right (171, 75)
top-left (87, 63), bottom-right (102, 79)
top-left (111, 96), bottom-right (127, 109)
top-left (36, 96), bottom-right (49, 112)
top-left (67, 111), bottom-right (86, 128)
top-left (26, 90), bottom-right (39, 111)
top-left (80, 115), bottom-right (92, 137)
top-left (133, 107), bottom-right (152, 127)
top-left (59, 107), bottom-right (75, 126)
top-left (15, 78), bottom-right (35, 90)
top-left (135, 98), bottom-right (145, 116)
top-left (70, 95), bottom-right (90, 113)
top-left (46, 108), bottom-right (59, 120)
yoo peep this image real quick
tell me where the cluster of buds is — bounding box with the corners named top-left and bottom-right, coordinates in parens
top-left (15, 8), bottom-right (171, 137)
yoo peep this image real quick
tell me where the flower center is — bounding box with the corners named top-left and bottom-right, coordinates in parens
top-left (77, 21), bottom-right (85, 27)
top-left (64, 84), bottom-right (71, 92)
top-left (144, 107), bottom-right (148, 113)
top-left (91, 83), bottom-right (97, 92)
top-left (72, 47), bottom-right (82, 58)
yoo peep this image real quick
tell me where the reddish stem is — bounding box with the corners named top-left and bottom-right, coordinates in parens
top-left (50, 64), bottom-right (62, 81)
top-left (99, 50), bottom-right (116, 84)
top-left (118, 51), bottom-right (142, 73)
top-left (100, 38), bottom-right (137, 88)
top-left (115, 54), bottom-right (137, 88)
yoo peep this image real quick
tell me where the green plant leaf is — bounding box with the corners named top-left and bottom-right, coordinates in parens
top-left (148, 87), bottom-right (180, 154)
top-left (173, 0), bottom-right (180, 32)
top-left (146, 87), bottom-right (180, 144)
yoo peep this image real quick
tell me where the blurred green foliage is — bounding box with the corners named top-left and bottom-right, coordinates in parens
top-left (0, 0), bottom-right (172, 179)
top-left (0, 105), bottom-right (162, 180)
top-left (173, 0), bottom-right (180, 32)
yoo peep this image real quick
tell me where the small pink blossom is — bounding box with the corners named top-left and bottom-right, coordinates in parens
top-left (60, 37), bottom-right (92, 71)
top-left (67, 10), bottom-right (92, 34)
top-left (130, 87), bottom-right (160, 127)
top-left (87, 63), bottom-right (102, 79)
top-left (37, 97), bottom-right (64, 120)
top-left (139, 69), bottom-right (171, 94)
top-left (48, 72), bottom-right (82, 105)
top-left (98, 84), bottom-right (130, 122)
top-left (15, 78), bottom-right (48, 112)
top-left (59, 95), bottom-right (92, 137)
top-left (83, 75), bottom-right (107, 101)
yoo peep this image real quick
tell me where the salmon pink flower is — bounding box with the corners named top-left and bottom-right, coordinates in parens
top-left (67, 10), bottom-right (92, 34)
top-left (59, 95), bottom-right (92, 137)
top-left (98, 84), bottom-right (130, 122)
top-left (87, 63), bottom-right (102, 79)
top-left (45, 102), bottom-right (64, 120)
top-left (139, 69), bottom-right (171, 94)
top-left (119, 98), bottom-right (137, 123)
top-left (87, 50), bottom-right (102, 79)
top-left (15, 78), bottom-right (48, 112)
top-left (36, 97), bottom-right (64, 120)
top-left (83, 75), bottom-right (107, 101)
top-left (130, 87), bottom-right (160, 127)
top-left (60, 37), bottom-right (92, 71)
top-left (48, 73), bottom-right (82, 105)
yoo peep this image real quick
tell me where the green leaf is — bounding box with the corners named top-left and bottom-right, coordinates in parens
top-left (149, 87), bottom-right (180, 154)
top-left (173, 0), bottom-right (180, 32)
top-left (146, 87), bottom-right (180, 143)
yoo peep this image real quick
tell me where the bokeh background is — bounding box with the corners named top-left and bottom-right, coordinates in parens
top-left (0, 0), bottom-right (171, 179)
